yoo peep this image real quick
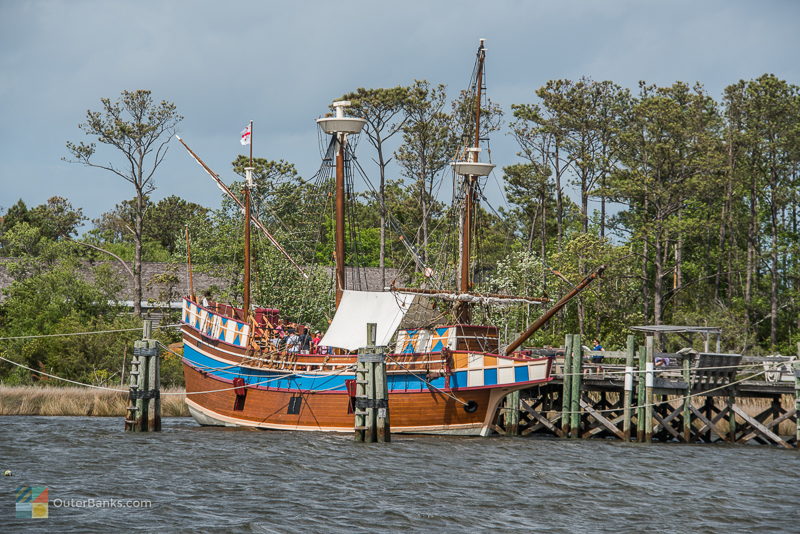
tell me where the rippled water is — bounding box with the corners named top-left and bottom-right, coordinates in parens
top-left (1, 416), bottom-right (798, 533)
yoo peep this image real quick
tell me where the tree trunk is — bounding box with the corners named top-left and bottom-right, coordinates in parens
top-left (554, 142), bottom-right (563, 249)
top-left (599, 174), bottom-right (606, 238)
top-left (133, 189), bottom-right (144, 317)
top-left (770, 184), bottom-right (779, 349)
top-left (745, 170), bottom-right (757, 308)
top-left (540, 190), bottom-right (547, 292)
top-left (581, 172), bottom-right (589, 233)
top-left (377, 142), bottom-right (386, 288)
top-left (653, 225), bottom-right (664, 326)
top-left (641, 196), bottom-right (650, 322)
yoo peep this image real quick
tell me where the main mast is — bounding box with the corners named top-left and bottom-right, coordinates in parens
top-left (454, 39), bottom-right (492, 324)
top-left (317, 101), bottom-right (366, 308)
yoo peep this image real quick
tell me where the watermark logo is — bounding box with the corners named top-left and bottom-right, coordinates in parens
top-left (16, 486), bottom-right (48, 519)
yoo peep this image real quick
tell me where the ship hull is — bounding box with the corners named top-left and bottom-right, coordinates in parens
top-left (180, 299), bottom-right (552, 436)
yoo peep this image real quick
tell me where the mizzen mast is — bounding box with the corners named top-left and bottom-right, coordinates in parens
top-left (317, 101), bottom-right (366, 308)
top-left (243, 120), bottom-right (254, 316)
top-left (453, 38), bottom-right (493, 324)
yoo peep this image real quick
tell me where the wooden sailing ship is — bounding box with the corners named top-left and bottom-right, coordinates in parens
top-left (177, 40), bottom-right (596, 435)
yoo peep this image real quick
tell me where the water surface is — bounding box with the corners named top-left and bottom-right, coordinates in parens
top-left (1, 417), bottom-right (798, 533)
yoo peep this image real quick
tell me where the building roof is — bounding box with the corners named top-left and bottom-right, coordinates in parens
top-left (0, 257), bottom-right (404, 304)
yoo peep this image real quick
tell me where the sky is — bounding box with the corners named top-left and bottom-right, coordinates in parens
top-left (1, 0), bottom-right (798, 228)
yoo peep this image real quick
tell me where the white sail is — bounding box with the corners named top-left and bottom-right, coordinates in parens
top-left (320, 290), bottom-right (414, 351)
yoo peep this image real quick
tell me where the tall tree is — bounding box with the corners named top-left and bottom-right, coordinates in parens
top-left (736, 75), bottom-right (800, 347)
top-left (609, 82), bottom-right (722, 325)
top-left (511, 84), bottom-right (573, 249)
top-left (66, 90), bottom-right (182, 315)
top-left (340, 87), bottom-right (411, 286)
top-left (395, 81), bottom-right (457, 266)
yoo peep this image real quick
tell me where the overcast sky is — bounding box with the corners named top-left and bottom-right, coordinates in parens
top-left (1, 0), bottom-right (798, 226)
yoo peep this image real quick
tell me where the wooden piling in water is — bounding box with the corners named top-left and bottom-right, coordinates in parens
top-left (562, 334), bottom-right (573, 436)
top-left (514, 332), bottom-right (795, 448)
top-left (366, 356), bottom-right (377, 442)
top-left (505, 390), bottom-right (521, 436)
top-left (644, 335), bottom-right (654, 443)
top-left (354, 323), bottom-right (390, 443)
top-left (623, 335), bottom-right (635, 441)
top-left (682, 354), bottom-right (692, 443)
top-left (125, 320), bottom-right (161, 432)
top-left (354, 358), bottom-right (367, 442)
top-left (636, 345), bottom-right (646, 442)
top-left (376, 355), bottom-right (390, 442)
top-left (570, 334), bottom-right (582, 438)
top-left (792, 360), bottom-right (800, 445)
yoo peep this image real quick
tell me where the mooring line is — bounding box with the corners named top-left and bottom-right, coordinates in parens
top-left (384, 354), bottom-right (469, 406)
top-left (0, 323), bottom-right (182, 342)
top-left (0, 355), bottom-right (128, 392)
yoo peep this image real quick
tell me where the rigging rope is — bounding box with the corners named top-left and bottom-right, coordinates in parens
top-left (384, 354), bottom-right (469, 406)
top-left (0, 324), bottom-right (182, 342)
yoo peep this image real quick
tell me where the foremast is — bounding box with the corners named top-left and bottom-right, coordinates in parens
top-left (317, 101), bottom-right (367, 308)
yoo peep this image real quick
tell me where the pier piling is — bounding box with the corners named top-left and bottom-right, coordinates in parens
top-left (623, 335), bottom-right (635, 441)
top-left (354, 323), bottom-right (390, 443)
top-left (562, 334), bottom-right (573, 436)
top-left (510, 328), bottom-right (797, 448)
top-left (682, 354), bottom-right (692, 442)
top-left (636, 345), bottom-right (646, 442)
top-left (124, 320), bottom-right (161, 432)
top-left (795, 361), bottom-right (800, 445)
top-left (644, 335), bottom-right (654, 443)
top-left (570, 334), bottom-right (582, 437)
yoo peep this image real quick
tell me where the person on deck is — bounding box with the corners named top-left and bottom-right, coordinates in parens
top-left (298, 328), bottom-right (313, 354)
top-left (311, 331), bottom-right (322, 353)
top-left (591, 339), bottom-right (605, 363)
top-left (285, 328), bottom-right (300, 353)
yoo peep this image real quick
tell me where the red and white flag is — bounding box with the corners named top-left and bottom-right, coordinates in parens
top-left (240, 124), bottom-right (251, 146)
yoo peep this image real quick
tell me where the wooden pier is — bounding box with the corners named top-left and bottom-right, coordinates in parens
top-left (496, 328), bottom-right (800, 449)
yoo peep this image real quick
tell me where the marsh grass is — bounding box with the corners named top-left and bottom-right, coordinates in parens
top-left (0, 385), bottom-right (188, 417)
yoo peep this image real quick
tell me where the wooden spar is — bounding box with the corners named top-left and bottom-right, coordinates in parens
top-left (335, 134), bottom-right (346, 308)
top-left (503, 265), bottom-right (606, 355)
top-left (185, 224), bottom-right (194, 299)
top-left (175, 135), bottom-right (309, 279)
top-left (390, 285), bottom-right (550, 304)
top-left (243, 183), bottom-right (251, 315)
top-left (456, 39), bottom-right (486, 325)
top-left (243, 121), bottom-right (253, 315)
top-left (473, 39), bottom-right (484, 159)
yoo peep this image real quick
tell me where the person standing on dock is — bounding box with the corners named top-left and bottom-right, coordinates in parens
top-left (591, 339), bottom-right (605, 363)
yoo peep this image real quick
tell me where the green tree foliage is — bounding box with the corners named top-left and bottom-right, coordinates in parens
top-left (1, 197), bottom-right (85, 253)
top-left (87, 195), bottom-right (207, 261)
top-left (339, 86), bottom-right (412, 286)
top-left (0, 228), bottom-right (140, 385)
top-left (5, 71), bottom-right (800, 373)
top-left (396, 81), bottom-right (458, 265)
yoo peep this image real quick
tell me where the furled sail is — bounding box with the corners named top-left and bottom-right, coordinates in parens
top-left (320, 290), bottom-right (415, 351)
